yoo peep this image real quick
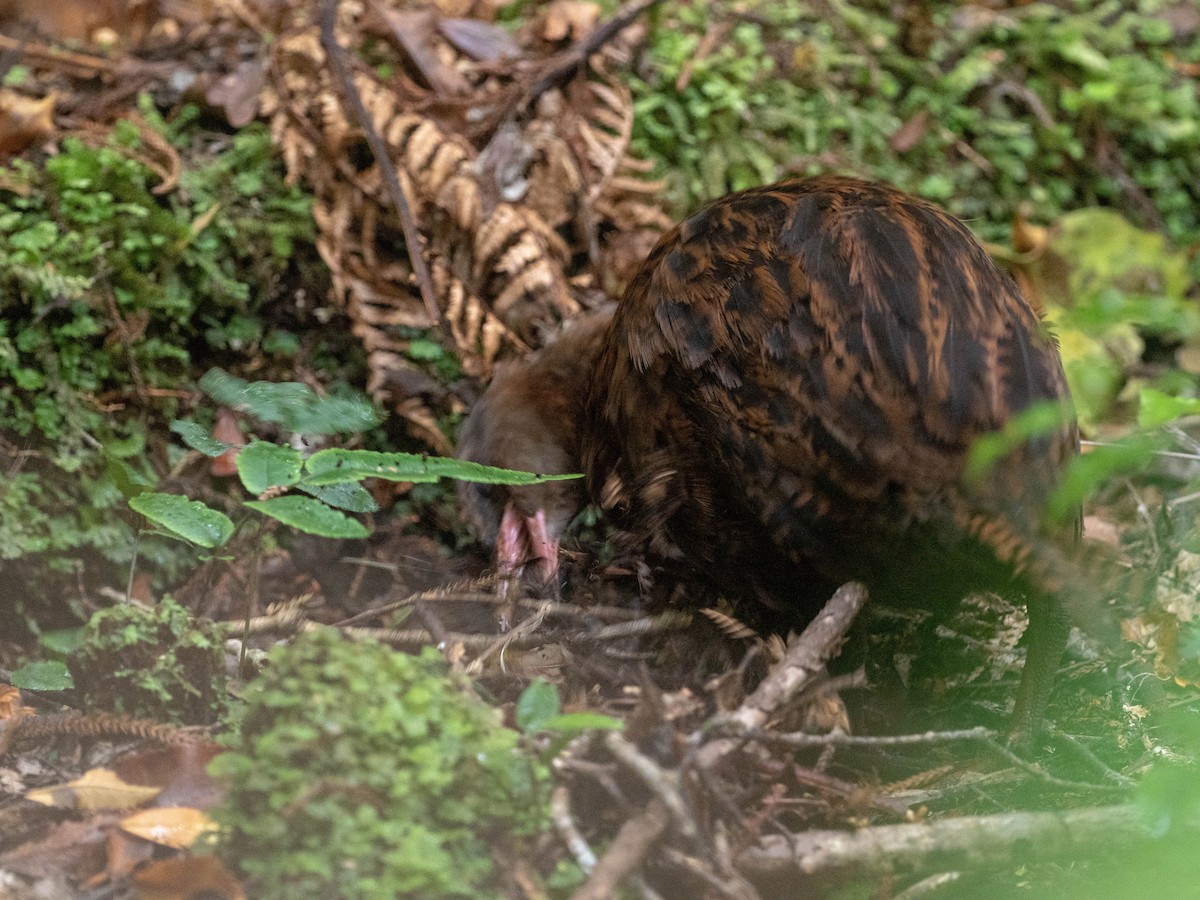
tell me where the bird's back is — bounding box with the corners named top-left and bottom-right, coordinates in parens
top-left (583, 176), bottom-right (1078, 614)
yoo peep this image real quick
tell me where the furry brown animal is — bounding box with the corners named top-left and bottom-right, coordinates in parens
top-left (457, 307), bottom-right (613, 582)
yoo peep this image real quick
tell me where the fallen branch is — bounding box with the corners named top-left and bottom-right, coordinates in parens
top-left (736, 804), bottom-right (1147, 885)
top-left (0, 33), bottom-right (123, 76)
top-left (694, 582), bottom-right (868, 770)
top-left (604, 732), bottom-right (697, 841)
top-left (552, 785), bottom-right (598, 874)
top-left (725, 726), bottom-right (995, 748)
top-left (572, 799), bottom-right (669, 900)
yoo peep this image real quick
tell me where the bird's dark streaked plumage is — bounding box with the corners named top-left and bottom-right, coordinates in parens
top-left (460, 176), bottom-right (1079, 734)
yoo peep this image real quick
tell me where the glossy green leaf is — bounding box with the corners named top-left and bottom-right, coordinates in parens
top-left (1138, 389), bottom-right (1200, 430)
top-left (296, 481), bottom-right (379, 513)
top-left (245, 496), bottom-right (370, 539)
top-left (236, 441), bottom-right (302, 495)
top-left (171, 419), bottom-right (235, 457)
top-left (10, 660), bottom-right (73, 692)
top-left (538, 713), bottom-right (624, 733)
top-left (38, 628), bottom-right (84, 655)
top-left (515, 679), bottom-right (560, 732)
top-left (129, 492), bottom-right (235, 548)
top-left (199, 368), bottom-right (379, 434)
top-left (303, 448), bottom-right (583, 487)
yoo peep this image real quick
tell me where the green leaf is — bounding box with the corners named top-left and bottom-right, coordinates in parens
top-left (1053, 209), bottom-right (1191, 307)
top-left (38, 628), bottom-right (84, 655)
top-left (129, 492), bottom-right (235, 548)
top-left (303, 449), bottom-right (584, 487)
top-left (1047, 435), bottom-right (1162, 524)
top-left (10, 660), bottom-right (74, 691)
top-left (236, 441), bottom-right (302, 495)
top-left (965, 401), bottom-right (1073, 484)
top-left (1138, 389), bottom-right (1200, 430)
top-left (296, 481), bottom-right (379, 513)
top-left (198, 368), bottom-right (379, 434)
top-left (407, 339), bottom-right (444, 360)
top-left (104, 453), bottom-right (157, 500)
top-left (515, 679), bottom-right (561, 732)
top-left (538, 712), bottom-right (625, 734)
top-left (245, 496), bottom-right (370, 538)
top-left (171, 419), bottom-right (235, 457)
top-left (1056, 39), bottom-right (1110, 75)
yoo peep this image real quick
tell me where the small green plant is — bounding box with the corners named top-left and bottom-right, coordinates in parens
top-left (515, 678), bottom-right (623, 752)
top-left (133, 370), bottom-right (581, 551)
top-left (68, 595), bottom-right (227, 724)
top-left (212, 631), bottom-right (550, 899)
top-left (0, 103), bottom-right (318, 608)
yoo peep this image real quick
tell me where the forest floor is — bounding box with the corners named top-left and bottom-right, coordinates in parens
top-left (1, 1), bottom-right (1199, 898)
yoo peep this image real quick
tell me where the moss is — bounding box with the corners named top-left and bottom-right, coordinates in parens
top-left (212, 631), bottom-right (550, 899)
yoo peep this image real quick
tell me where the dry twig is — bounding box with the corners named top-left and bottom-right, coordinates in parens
top-left (694, 582), bottom-right (868, 770)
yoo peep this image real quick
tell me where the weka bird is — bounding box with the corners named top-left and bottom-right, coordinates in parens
top-left (457, 307), bottom-right (614, 582)
top-left (460, 176), bottom-right (1079, 734)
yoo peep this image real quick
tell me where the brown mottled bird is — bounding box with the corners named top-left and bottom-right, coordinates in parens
top-left (460, 176), bottom-right (1079, 734)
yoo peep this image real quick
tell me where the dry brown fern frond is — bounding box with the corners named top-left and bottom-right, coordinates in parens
top-left (250, 2), bottom-right (668, 449)
top-left (700, 607), bottom-right (760, 641)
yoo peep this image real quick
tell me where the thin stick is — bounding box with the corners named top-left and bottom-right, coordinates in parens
top-left (521, 0), bottom-right (665, 112)
top-left (317, 0), bottom-right (440, 325)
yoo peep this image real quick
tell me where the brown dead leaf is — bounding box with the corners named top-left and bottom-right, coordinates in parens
top-left (0, 91), bottom-right (56, 156)
top-left (133, 854), bottom-right (245, 900)
top-left (1165, 52), bottom-right (1200, 77)
top-left (0, 685), bottom-right (30, 755)
top-left (0, 684), bottom-right (23, 719)
top-left (888, 109), bottom-right (931, 154)
top-left (210, 407), bottom-right (244, 478)
top-left (27, 768), bottom-right (162, 811)
top-left (0, 818), bottom-right (110, 888)
top-left (1176, 345), bottom-right (1200, 375)
top-left (206, 58), bottom-right (266, 128)
top-left (255, 0), bottom-right (665, 452)
top-left (1011, 204), bottom-right (1050, 255)
top-left (542, 0), bottom-right (600, 42)
top-left (96, 825), bottom-right (157, 888)
top-left (699, 607), bottom-right (757, 640)
top-left (0, 166), bottom-right (32, 195)
top-left (120, 807), bottom-right (218, 850)
top-left (370, 4), bottom-right (471, 96)
top-left (112, 742), bottom-right (224, 809)
top-left (795, 691), bottom-right (852, 735)
top-left (0, 0), bottom-right (152, 44)
top-left (104, 309), bottom-right (150, 350)
top-left (1082, 514), bottom-right (1122, 547)
top-left (1149, 613), bottom-right (1193, 685)
top-left (438, 17), bottom-right (520, 61)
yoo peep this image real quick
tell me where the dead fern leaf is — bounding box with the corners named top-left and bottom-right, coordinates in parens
top-left (699, 608), bottom-right (759, 641)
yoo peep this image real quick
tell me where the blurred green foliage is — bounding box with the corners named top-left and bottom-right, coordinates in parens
top-left (631, 0), bottom-right (1200, 247)
top-left (1036, 207), bottom-right (1199, 428)
top-left (213, 632), bottom-right (550, 899)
